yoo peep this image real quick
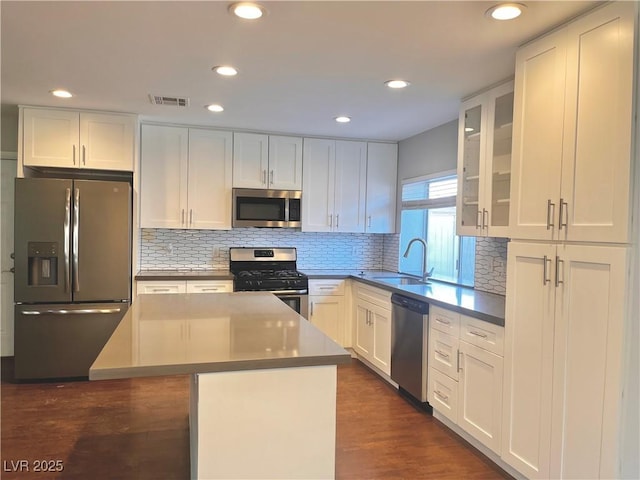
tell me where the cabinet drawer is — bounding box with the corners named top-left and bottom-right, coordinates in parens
top-left (355, 283), bottom-right (391, 309)
top-left (429, 328), bottom-right (459, 380)
top-left (137, 281), bottom-right (186, 295)
top-left (460, 315), bottom-right (504, 356)
top-left (428, 367), bottom-right (458, 423)
top-left (430, 305), bottom-right (461, 336)
top-left (186, 280), bottom-right (233, 294)
top-left (309, 279), bottom-right (345, 296)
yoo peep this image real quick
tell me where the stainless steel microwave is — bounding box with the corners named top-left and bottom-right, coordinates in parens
top-left (232, 188), bottom-right (302, 228)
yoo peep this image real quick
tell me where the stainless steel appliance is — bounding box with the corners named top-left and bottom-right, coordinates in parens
top-left (229, 247), bottom-right (308, 318)
top-left (391, 293), bottom-right (429, 403)
top-left (14, 178), bottom-right (131, 380)
top-left (232, 188), bottom-right (301, 228)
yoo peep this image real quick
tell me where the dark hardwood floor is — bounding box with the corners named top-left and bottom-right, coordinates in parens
top-left (1, 357), bottom-right (511, 479)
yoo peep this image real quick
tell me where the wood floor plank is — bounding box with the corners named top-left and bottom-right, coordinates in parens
top-left (1, 357), bottom-right (511, 479)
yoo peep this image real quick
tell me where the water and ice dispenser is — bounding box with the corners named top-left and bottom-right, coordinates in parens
top-left (27, 242), bottom-right (58, 286)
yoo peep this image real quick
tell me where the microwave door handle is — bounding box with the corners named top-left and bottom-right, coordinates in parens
top-left (73, 187), bottom-right (80, 293)
top-left (64, 188), bottom-right (71, 293)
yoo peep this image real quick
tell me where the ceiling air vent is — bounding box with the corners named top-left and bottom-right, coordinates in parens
top-left (149, 94), bottom-right (190, 107)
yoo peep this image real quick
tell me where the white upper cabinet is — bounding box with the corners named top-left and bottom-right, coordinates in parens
top-left (21, 107), bottom-right (135, 171)
top-left (509, 1), bottom-right (635, 243)
top-left (233, 132), bottom-right (302, 190)
top-left (302, 138), bottom-right (366, 233)
top-left (365, 142), bottom-right (398, 233)
top-left (457, 81), bottom-right (514, 238)
top-left (140, 124), bottom-right (232, 230)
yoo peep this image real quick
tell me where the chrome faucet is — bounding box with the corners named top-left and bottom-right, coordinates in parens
top-left (403, 237), bottom-right (433, 282)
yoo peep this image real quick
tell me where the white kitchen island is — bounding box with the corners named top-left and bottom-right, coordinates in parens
top-left (90, 292), bottom-right (351, 480)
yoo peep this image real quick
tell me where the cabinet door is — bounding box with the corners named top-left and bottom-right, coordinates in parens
top-left (334, 140), bottom-right (367, 233)
top-left (365, 142), bottom-right (398, 233)
top-left (22, 108), bottom-right (79, 168)
top-left (232, 132), bottom-right (269, 189)
top-left (188, 129), bottom-right (233, 230)
top-left (309, 295), bottom-right (345, 345)
top-left (457, 96), bottom-right (487, 236)
top-left (136, 281), bottom-right (187, 295)
top-left (80, 113), bottom-right (135, 171)
top-left (550, 244), bottom-right (627, 479)
top-left (186, 280), bottom-right (233, 293)
top-left (140, 125), bottom-right (189, 228)
top-left (458, 340), bottom-right (503, 453)
top-left (268, 135), bottom-right (303, 190)
top-left (302, 138), bottom-right (335, 232)
top-left (509, 29), bottom-right (567, 241)
top-left (559, 1), bottom-right (634, 243)
top-left (502, 241), bottom-right (555, 479)
top-left (354, 301), bottom-right (373, 359)
top-left (486, 85), bottom-right (514, 238)
top-left (371, 304), bottom-right (392, 376)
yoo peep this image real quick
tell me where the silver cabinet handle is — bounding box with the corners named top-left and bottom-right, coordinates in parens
top-left (435, 317), bottom-right (451, 326)
top-left (457, 350), bottom-right (463, 372)
top-left (543, 255), bottom-right (551, 285)
top-left (555, 256), bottom-right (564, 287)
top-left (368, 216), bottom-right (372, 228)
top-left (82, 145), bottom-right (86, 165)
top-left (72, 145), bottom-right (76, 165)
top-left (336, 214), bottom-right (339, 229)
top-left (547, 199), bottom-right (556, 230)
top-left (434, 390), bottom-right (449, 402)
top-left (270, 170), bottom-right (274, 185)
top-left (73, 188), bottom-right (80, 292)
top-left (435, 349), bottom-right (449, 359)
top-left (468, 330), bottom-right (488, 339)
top-left (200, 288), bottom-right (220, 292)
top-left (476, 210), bottom-right (482, 229)
top-left (559, 198), bottom-right (568, 231)
top-left (21, 307), bottom-right (123, 315)
top-left (181, 209), bottom-right (185, 227)
top-left (262, 169), bottom-right (267, 185)
top-left (151, 288), bottom-right (171, 292)
top-left (310, 301), bottom-right (314, 316)
top-left (482, 208), bottom-right (488, 229)
top-left (64, 188), bottom-right (71, 293)
top-left (328, 214), bottom-right (333, 227)
top-left (190, 209), bottom-right (193, 226)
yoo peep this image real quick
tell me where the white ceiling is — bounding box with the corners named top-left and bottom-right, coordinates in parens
top-left (1, 1), bottom-right (601, 142)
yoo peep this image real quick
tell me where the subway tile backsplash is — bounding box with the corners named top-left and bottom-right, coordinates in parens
top-left (139, 229), bottom-right (506, 296)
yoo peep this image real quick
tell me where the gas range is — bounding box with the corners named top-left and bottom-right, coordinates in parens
top-left (229, 248), bottom-right (308, 293)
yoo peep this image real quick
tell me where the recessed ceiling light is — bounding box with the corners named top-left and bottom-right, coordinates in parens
top-left (206, 104), bottom-right (224, 113)
top-left (50, 89), bottom-right (73, 98)
top-left (213, 65), bottom-right (238, 76)
top-left (385, 80), bottom-right (410, 89)
top-left (486, 3), bottom-right (526, 21)
top-left (229, 2), bottom-right (265, 20)
top-left (335, 116), bottom-right (351, 123)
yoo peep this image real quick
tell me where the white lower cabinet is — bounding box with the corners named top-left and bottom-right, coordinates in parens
top-left (427, 305), bottom-right (504, 454)
top-left (136, 280), bottom-right (232, 296)
top-left (502, 241), bottom-right (628, 479)
top-left (308, 279), bottom-right (347, 346)
top-left (352, 283), bottom-right (392, 376)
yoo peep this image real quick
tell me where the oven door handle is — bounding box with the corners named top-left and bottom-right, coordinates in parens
top-left (270, 289), bottom-right (308, 295)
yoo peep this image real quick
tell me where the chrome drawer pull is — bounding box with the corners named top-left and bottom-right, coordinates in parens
top-left (468, 330), bottom-right (488, 338)
top-left (436, 318), bottom-right (451, 325)
top-left (434, 390), bottom-right (449, 402)
top-left (435, 349), bottom-right (450, 359)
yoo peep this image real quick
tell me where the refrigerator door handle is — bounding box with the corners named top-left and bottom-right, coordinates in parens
top-left (73, 188), bottom-right (80, 293)
top-left (20, 307), bottom-right (124, 316)
top-left (64, 188), bottom-right (71, 293)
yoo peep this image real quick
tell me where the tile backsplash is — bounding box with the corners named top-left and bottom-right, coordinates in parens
top-left (139, 229), bottom-right (507, 296)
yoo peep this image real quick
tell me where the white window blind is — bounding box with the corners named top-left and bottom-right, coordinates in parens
top-left (402, 174), bottom-right (457, 210)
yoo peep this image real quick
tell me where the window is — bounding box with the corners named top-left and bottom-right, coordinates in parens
top-left (399, 172), bottom-right (475, 286)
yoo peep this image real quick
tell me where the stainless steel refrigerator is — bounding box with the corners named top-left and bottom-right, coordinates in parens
top-left (14, 178), bottom-right (131, 380)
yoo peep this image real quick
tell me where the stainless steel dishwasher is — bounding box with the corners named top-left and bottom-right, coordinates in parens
top-left (391, 293), bottom-right (429, 403)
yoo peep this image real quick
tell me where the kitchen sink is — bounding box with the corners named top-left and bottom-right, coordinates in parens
top-left (371, 276), bottom-right (430, 286)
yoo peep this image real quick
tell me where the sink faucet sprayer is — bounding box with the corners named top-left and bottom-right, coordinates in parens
top-left (402, 238), bottom-right (434, 282)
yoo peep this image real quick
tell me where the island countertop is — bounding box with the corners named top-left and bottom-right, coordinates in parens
top-left (90, 292), bottom-right (351, 381)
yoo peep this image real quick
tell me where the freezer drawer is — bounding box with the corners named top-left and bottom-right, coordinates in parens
top-left (14, 303), bottom-right (127, 380)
